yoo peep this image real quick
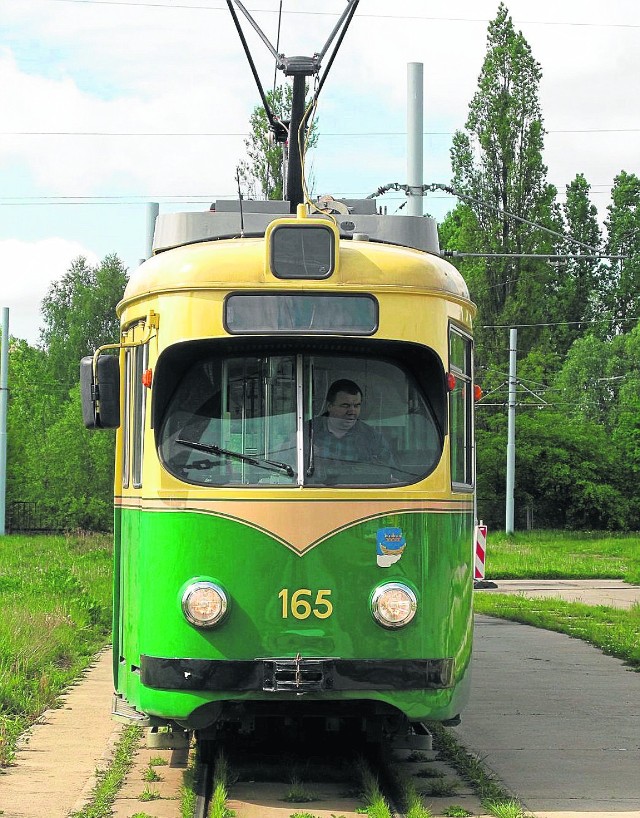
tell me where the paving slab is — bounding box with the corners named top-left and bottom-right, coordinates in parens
top-left (0, 649), bottom-right (122, 818)
top-left (455, 615), bottom-right (640, 818)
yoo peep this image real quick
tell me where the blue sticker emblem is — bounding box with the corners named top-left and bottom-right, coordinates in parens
top-left (376, 527), bottom-right (406, 567)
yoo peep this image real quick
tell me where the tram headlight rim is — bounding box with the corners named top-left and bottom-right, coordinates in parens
top-left (181, 580), bottom-right (228, 629)
top-left (371, 582), bottom-right (418, 629)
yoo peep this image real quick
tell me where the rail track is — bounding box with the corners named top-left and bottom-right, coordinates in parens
top-left (180, 722), bottom-right (484, 818)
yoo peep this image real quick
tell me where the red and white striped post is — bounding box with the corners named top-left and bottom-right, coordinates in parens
top-left (474, 521), bottom-right (487, 581)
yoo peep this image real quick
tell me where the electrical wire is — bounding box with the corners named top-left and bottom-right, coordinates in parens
top-left (369, 181), bottom-right (602, 254)
top-left (33, 1), bottom-right (640, 28)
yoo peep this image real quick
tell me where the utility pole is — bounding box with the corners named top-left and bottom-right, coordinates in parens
top-left (407, 62), bottom-right (423, 217)
top-left (505, 328), bottom-right (517, 534)
top-left (0, 307), bottom-right (9, 535)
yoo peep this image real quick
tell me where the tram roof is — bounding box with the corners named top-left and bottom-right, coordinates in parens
top-left (121, 199), bottom-right (473, 309)
top-left (153, 198), bottom-right (441, 256)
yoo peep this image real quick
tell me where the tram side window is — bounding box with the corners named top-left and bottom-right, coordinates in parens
top-left (132, 344), bottom-right (148, 488)
top-left (121, 351), bottom-right (131, 489)
top-left (449, 328), bottom-right (473, 488)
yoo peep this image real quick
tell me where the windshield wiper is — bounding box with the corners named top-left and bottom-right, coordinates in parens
top-left (177, 439), bottom-right (295, 477)
top-left (306, 419), bottom-right (315, 477)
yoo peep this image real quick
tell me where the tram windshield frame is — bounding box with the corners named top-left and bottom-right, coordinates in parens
top-left (155, 339), bottom-right (446, 489)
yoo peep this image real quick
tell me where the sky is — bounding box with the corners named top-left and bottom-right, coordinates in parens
top-left (1, 0), bottom-right (639, 344)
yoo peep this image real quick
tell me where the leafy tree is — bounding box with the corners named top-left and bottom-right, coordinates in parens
top-left (39, 254), bottom-right (127, 391)
top-left (553, 333), bottom-right (626, 428)
top-left (603, 171), bottom-right (640, 333)
top-left (238, 84), bottom-right (318, 200)
top-left (5, 339), bottom-right (53, 518)
top-left (39, 386), bottom-right (115, 530)
top-left (477, 406), bottom-right (628, 530)
top-left (612, 325), bottom-right (640, 525)
top-left (5, 254), bottom-right (126, 532)
top-left (443, 3), bottom-right (560, 362)
top-left (552, 174), bottom-right (603, 353)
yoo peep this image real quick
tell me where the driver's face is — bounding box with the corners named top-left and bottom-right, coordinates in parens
top-left (328, 391), bottom-right (362, 424)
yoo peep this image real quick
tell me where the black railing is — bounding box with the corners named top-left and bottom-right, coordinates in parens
top-left (7, 501), bottom-right (62, 533)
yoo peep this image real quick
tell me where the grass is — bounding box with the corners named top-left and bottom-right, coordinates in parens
top-left (209, 751), bottom-right (236, 818)
top-left (138, 784), bottom-right (161, 801)
top-left (142, 763), bottom-right (162, 782)
top-left (179, 750), bottom-right (197, 818)
top-left (477, 530), bottom-right (640, 669)
top-left (0, 533), bottom-right (113, 766)
top-left (484, 530), bottom-right (640, 583)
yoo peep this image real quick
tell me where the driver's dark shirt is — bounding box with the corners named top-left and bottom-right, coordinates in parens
top-left (311, 416), bottom-right (395, 468)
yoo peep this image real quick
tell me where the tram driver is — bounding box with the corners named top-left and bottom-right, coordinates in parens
top-left (308, 379), bottom-right (397, 484)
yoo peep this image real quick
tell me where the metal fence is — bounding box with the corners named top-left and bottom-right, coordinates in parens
top-left (7, 501), bottom-right (62, 533)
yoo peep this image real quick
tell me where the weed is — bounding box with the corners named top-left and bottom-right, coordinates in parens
top-left (142, 764), bottom-right (162, 782)
top-left (138, 785), bottom-right (161, 801)
top-left (443, 807), bottom-right (473, 817)
top-left (179, 750), bottom-right (197, 818)
top-left (413, 767), bottom-right (444, 778)
top-left (428, 723), bottom-right (526, 814)
top-left (353, 758), bottom-right (392, 818)
top-left (405, 751), bottom-right (431, 762)
top-left (210, 780), bottom-right (235, 818)
top-left (149, 755), bottom-right (169, 766)
top-left (69, 725), bottom-right (142, 818)
top-left (283, 775), bottom-right (317, 803)
top-left (420, 777), bottom-right (458, 797)
top-left (484, 799), bottom-right (526, 818)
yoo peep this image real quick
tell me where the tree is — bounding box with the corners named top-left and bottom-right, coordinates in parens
top-left (238, 84), bottom-right (318, 200)
top-left (39, 254), bottom-right (128, 392)
top-left (603, 171), bottom-right (640, 333)
top-left (550, 174), bottom-right (603, 353)
top-left (5, 255), bottom-right (127, 532)
top-left (443, 3), bottom-right (560, 361)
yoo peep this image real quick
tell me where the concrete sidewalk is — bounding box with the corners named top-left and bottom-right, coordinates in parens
top-left (455, 615), bottom-right (640, 817)
top-left (479, 578), bottom-right (640, 609)
top-left (0, 650), bottom-right (122, 818)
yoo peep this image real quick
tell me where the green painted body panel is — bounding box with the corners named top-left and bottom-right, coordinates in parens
top-left (114, 505), bottom-right (474, 722)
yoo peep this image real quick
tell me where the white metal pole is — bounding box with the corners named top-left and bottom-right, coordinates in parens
top-left (407, 62), bottom-right (423, 218)
top-left (0, 307), bottom-right (9, 535)
top-left (505, 328), bottom-right (517, 533)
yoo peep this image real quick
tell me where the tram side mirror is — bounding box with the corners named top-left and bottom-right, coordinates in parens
top-left (80, 355), bottom-right (120, 429)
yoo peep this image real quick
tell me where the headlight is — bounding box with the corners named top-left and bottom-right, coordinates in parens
top-left (182, 581), bottom-right (228, 628)
top-left (371, 582), bottom-right (417, 628)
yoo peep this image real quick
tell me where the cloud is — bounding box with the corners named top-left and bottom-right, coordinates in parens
top-left (0, 237), bottom-right (99, 344)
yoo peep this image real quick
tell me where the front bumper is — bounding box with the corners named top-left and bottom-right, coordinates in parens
top-left (140, 655), bottom-right (454, 693)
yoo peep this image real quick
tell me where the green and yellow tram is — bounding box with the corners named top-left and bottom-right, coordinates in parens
top-left (82, 197), bottom-right (477, 737)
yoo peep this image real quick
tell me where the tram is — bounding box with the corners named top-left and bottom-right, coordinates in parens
top-left (81, 196), bottom-right (477, 736)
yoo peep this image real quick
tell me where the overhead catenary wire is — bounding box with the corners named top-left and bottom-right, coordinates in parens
top-left (368, 181), bottom-right (604, 254)
top-left (34, 0), bottom-right (640, 28)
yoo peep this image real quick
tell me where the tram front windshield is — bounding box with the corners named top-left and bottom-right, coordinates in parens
top-left (158, 352), bottom-right (443, 487)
